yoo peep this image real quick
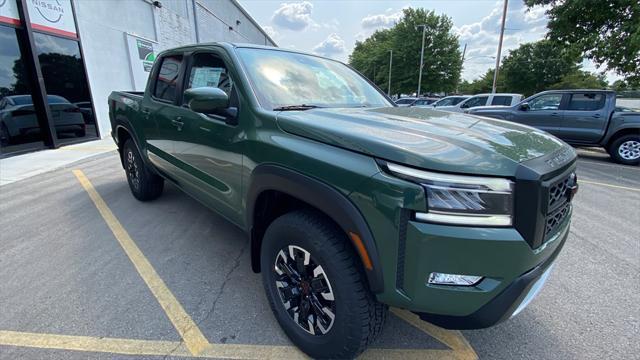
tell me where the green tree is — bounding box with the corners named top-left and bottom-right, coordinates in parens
top-left (499, 40), bottom-right (581, 96)
top-left (349, 8), bottom-right (462, 95)
top-left (611, 79), bottom-right (629, 92)
top-left (458, 69), bottom-right (504, 94)
top-left (549, 70), bottom-right (608, 89)
top-left (525, 0), bottom-right (640, 85)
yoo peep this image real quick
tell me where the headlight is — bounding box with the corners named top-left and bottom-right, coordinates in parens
top-left (383, 162), bottom-right (514, 226)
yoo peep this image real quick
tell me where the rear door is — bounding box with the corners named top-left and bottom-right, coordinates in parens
top-left (144, 53), bottom-right (187, 176)
top-left (512, 92), bottom-right (566, 136)
top-left (561, 92), bottom-right (608, 143)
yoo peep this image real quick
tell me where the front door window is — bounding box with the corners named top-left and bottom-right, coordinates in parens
top-left (529, 94), bottom-right (562, 111)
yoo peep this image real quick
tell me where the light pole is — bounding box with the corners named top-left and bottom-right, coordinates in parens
top-left (492, 0), bottom-right (508, 93)
top-left (387, 49), bottom-right (393, 96)
top-left (416, 24), bottom-right (427, 97)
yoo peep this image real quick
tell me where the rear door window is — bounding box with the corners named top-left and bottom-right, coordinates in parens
top-left (491, 96), bottom-right (512, 106)
top-left (153, 55), bottom-right (184, 102)
top-left (567, 93), bottom-right (605, 111)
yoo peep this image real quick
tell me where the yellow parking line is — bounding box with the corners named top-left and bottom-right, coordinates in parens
top-left (0, 330), bottom-right (191, 357)
top-left (73, 169), bottom-right (210, 355)
top-left (579, 179), bottom-right (640, 192)
top-left (391, 309), bottom-right (478, 360)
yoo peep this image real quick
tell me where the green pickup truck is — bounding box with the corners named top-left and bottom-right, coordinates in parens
top-left (109, 43), bottom-right (578, 358)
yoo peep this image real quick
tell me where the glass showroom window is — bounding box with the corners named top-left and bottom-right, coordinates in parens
top-left (0, 25), bottom-right (46, 156)
top-left (33, 32), bottom-right (97, 146)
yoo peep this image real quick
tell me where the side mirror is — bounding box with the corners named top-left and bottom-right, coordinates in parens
top-left (460, 102), bottom-right (469, 109)
top-left (519, 102), bottom-right (530, 111)
top-left (184, 87), bottom-right (229, 114)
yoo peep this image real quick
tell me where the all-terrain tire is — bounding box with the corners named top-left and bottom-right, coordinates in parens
top-left (608, 134), bottom-right (640, 165)
top-left (122, 139), bottom-right (164, 201)
top-left (260, 210), bottom-right (387, 359)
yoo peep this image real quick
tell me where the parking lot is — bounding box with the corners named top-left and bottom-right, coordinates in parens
top-left (0, 148), bottom-right (638, 360)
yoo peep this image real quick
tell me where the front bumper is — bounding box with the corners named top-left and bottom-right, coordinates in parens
top-left (414, 228), bottom-right (565, 329)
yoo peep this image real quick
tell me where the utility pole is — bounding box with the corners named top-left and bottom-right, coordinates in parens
top-left (458, 43), bottom-right (467, 93)
top-left (492, 0), bottom-right (508, 93)
top-left (416, 24), bottom-right (427, 97)
top-left (388, 49), bottom-right (393, 96)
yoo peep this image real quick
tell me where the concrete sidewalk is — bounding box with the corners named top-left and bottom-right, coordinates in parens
top-left (0, 137), bottom-right (116, 186)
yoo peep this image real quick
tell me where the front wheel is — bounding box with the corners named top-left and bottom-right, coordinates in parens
top-left (608, 134), bottom-right (640, 165)
top-left (261, 210), bottom-right (387, 359)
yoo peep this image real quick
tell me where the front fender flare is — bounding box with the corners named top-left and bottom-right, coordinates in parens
top-left (246, 164), bottom-right (384, 293)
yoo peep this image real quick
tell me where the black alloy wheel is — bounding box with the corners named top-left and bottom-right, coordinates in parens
top-left (274, 245), bottom-right (336, 335)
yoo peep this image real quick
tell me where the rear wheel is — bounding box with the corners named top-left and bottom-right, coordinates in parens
top-left (261, 210), bottom-right (387, 359)
top-left (122, 139), bottom-right (164, 201)
top-left (608, 134), bottom-right (640, 165)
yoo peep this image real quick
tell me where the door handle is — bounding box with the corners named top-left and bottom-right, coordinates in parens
top-left (592, 114), bottom-right (601, 118)
top-left (171, 117), bottom-right (184, 131)
top-left (551, 112), bottom-right (559, 116)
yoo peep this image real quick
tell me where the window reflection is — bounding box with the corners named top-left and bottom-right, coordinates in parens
top-left (0, 25), bottom-right (45, 155)
top-left (237, 48), bottom-right (392, 110)
top-left (34, 32), bottom-right (97, 144)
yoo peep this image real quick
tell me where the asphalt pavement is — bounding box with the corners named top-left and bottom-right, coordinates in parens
top-left (0, 148), bottom-right (637, 359)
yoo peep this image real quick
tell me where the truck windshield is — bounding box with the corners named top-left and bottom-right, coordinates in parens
top-left (236, 48), bottom-right (392, 110)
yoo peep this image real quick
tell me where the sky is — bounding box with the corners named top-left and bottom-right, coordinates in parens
top-left (238, 0), bottom-right (618, 82)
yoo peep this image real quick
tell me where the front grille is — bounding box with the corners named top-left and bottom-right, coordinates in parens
top-left (545, 202), bottom-right (571, 239)
top-left (514, 150), bottom-right (577, 249)
top-left (548, 175), bottom-right (572, 211)
top-left (543, 172), bottom-right (575, 241)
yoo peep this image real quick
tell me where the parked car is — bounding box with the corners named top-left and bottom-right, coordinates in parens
top-left (0, 95), bottom-right (85, 145)
top-left (73, 101), bottom-right (95, 124)
top-left (410, 97), bottom-right (440, 107)
top-left (469, 90), bottom-right (640, 165)
top-left (394, 97), bottom-right (418, 106)
top-left (437, 93), bottom-right (524, 113)
top-left (109, 43), bottom-right (577, 359)
top-left (430, 95), bottom-right (471, 108)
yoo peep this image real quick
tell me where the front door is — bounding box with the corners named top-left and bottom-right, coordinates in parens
top-left (513, 93), bottom-right (565, 136)
top-left (170, 51), bottom-right (244, 225)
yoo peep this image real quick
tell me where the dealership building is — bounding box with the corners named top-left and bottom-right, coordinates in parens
top-left (0, 0), bottom-right (275, 157)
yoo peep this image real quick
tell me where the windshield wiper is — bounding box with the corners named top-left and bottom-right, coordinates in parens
top-left (273, 104), bottom-right (323, 111)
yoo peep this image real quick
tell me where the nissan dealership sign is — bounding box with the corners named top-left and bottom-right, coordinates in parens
top-left (0, 0), bottom-right (77, 37)
top-left (27, 0), bottom-right (77, 38)
top-left (0, 0), bottom-right (20, 25)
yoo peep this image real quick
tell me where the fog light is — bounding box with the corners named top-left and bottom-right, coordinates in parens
top-left (427, 272), bottom-right (483, 286)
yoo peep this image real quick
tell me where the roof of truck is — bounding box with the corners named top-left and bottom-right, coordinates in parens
top-left (159, 42), bottom-right (341, 63)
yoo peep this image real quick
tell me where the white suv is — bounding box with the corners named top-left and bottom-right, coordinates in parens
top-left (436, 93), bottom-right (523, 113)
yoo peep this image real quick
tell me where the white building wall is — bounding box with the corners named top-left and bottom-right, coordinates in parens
top-left (73, 0), bottom-right (273, 139)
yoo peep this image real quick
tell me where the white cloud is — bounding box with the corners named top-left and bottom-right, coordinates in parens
top-left (262, 25), bottom-right (278, 39)
top-left (455, 1), bottom-right (550, 81)
top-left (271, 1), bottom-right (314, 31)
top-left (313, 33), bottom-right (345, 57)
top-left (361, 9), bottom-right (403, 29)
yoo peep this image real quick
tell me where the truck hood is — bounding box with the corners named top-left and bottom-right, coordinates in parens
top-left (276, 107), bottom-right (567, 176)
